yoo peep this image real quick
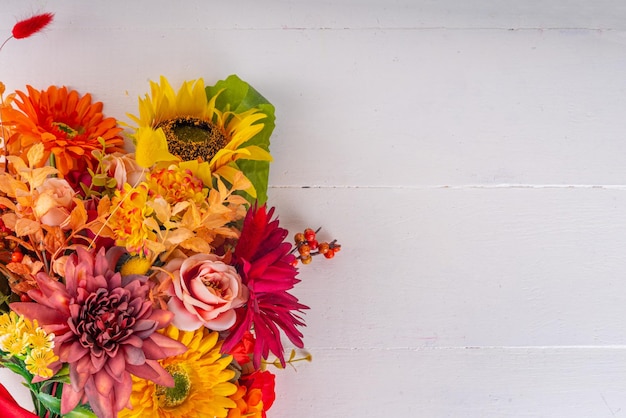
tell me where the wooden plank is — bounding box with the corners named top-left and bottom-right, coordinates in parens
top-left (3, 0), bottom-right (626, 30)
top-left (268, 187), bottom-right (626, 348)
top-left (1, 27), bottom-right (625, 186)
top-left (270, 347), bottom-right (626, 417)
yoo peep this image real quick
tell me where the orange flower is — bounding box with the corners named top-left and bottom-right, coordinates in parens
top-left (227, 384), bottom-right (264, 418)
top-left (147, 164), bottom-right (207, 205)
top-left (106, 182), bottom-right (155, 253)
top-left (0, 85), bottom-right (124, 176)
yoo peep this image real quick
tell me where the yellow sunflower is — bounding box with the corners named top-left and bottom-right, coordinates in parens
top-left (128, 76), bottom-right (272, 199)
top-left (119, 325), bottom-right (237, 418)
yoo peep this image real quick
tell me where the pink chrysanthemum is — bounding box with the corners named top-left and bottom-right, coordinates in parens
top-left (11, 247), bottom-right (187, 418)
top-left (223, 205), bottom-right (308, 367)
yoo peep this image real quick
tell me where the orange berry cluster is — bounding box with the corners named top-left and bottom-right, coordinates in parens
top-left (292, 227), bottom-right (341, 265)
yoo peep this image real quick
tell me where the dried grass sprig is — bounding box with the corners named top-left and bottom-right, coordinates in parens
top-left (0, 12), bottom-right (54, 52)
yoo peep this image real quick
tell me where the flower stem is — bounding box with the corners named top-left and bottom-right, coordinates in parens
top-left (0, 36), bottom-right (14, 53)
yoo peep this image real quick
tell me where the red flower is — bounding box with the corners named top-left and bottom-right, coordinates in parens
top-left (227, 330), bottom-right (256, 366)
top-left (12, 13), bottom-right (54, 39)
top-left (240, 370), bottom-right (276, 416)
top-left (223, 205), bottom-right (308, 367)
top-left (0, 383), bottom-right (37, 418)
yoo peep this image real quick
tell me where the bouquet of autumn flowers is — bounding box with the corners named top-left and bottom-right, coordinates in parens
top-left (0, 22), bottom-right (341, 416)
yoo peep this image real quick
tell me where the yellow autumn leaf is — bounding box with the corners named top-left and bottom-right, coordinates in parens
top-left (171, 201), bottom-right (190, 217)
top-left (148, 197), bottom-right (171, 224)
top-left (66, 199), bottom-right (88, 232)
top-left (143, 239), bottom-right (166, 256)
top-left (28, 166), bottom-right (59, 189)
top-left (6, 156), bottom-right (27, 173)
top-left (179, 236), bottom-right (213, 253)
top-left (215, 165), bottom-right (257, 198)
top-left (32, 193), bottom-right (58, 219)
top-left (15, 218), bottom-right (41, 236)
top-left (2, 212), bottom-right (17, 230)
top-left (180, 201), bottom-right (201, 230)
top-left (97, 195), bottom-right (112, 216)
top-left (0, 174), bottom-right (27, 197)
top-left (230, 170), bottom-right (253, 192)
top-left (164, 228), bottom-right (195, 246)
top-left (14, 188), bottom-right (34, 208)
top-left (143, 217), bottom-right (161, 234)
top-left (26, 143), bottom-right (46, 167)
top-left (0, 197), bottom-right (16, 211)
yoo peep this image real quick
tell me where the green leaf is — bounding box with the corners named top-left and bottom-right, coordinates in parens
top-left (3, 361), bottom-right (31, 381)
top-left (34, 392), bottom-right (61, 414)
top-left (63, 405), bottom-right (97, 418)
top-left (33, 391), bottom-right (96, 418)
top-left (206, 75), bottom-right (276, 204)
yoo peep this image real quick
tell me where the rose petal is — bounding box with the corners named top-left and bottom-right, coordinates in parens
top-left (168, 297), bottom-right (202, 331)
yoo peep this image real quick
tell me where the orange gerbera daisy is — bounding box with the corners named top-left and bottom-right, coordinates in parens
top-left (0, 85), bottom-right (124, 176)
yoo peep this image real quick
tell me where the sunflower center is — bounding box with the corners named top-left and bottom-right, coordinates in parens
top-left (156, 364), bottom-right (191, 408)
top-left (157, 116), bottom-right (228, 162)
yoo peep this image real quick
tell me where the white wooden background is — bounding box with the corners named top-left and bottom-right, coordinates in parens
top-left (2, 0), bottom-right (626, 416)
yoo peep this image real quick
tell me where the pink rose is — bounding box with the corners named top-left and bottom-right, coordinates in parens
top-left (101, 152), bottom-right (145, 189)
top-left (34, 178), bottom-right (75, 227)
top-left (165, 254), bottom-right (248, 331)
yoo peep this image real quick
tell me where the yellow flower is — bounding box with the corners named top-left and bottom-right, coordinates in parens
top-left (0, 332), bottom-right (28, 356)
top-left (107, 182), bottom-right (155, 253)
top-left (26, 325), bottom-right (55, 351)
top-left (119, 255), bottom-right (153, 277)
top-left (128, 76), bottom-right (271, 198)
top-left (24, 348), bottom-right (58, 378)
top-left (119, 326), bottom-right (237, 418)
top-left (0, 312), bottom-right (27, 355)
top-left (0, 311), bottom-right (23, 335)
top-left (147, 164), bottom-right (208, 205)
top-left (0, 313), bottom-right (57, 362)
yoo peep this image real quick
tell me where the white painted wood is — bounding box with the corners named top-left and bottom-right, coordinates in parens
top-left (3, 6), bottom-right (626, 186)
top-left (270, 187), bottom-right (626, 349)
top-left (0, 0), bottom-right (626, 417)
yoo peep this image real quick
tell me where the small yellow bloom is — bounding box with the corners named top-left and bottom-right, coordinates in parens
top-left (0, 332), bottom-right (29, 356)
top-left (0, 312), bottom-right (27, 355)
top-left (0, 311), bottom-right (24, 334)
top-left (27, 327), bottom-right (55, 351)
top-left (25, 348), bottom-right (59, 378)
top-left (120, 255), bottom-right (153, 277)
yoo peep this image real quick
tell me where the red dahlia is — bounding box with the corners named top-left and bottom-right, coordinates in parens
top-left (223, 205), bottom-right (308, 367)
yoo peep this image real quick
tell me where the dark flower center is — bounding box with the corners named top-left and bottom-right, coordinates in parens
top-left (52, 121), bottom-right (80, 138)
top-left (157, 116), bottom-right (228, 162)
top-left (74, 288), bottom-right (136, 356)
top-left (156, 364), bottom-right (191, 408)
